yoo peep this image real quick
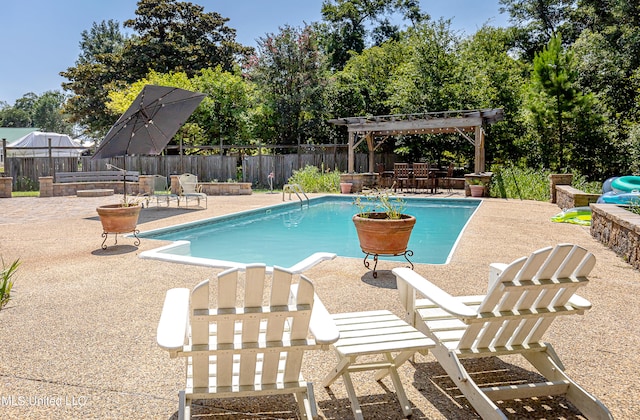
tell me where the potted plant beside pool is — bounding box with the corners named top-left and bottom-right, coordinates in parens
top-left (352, 191), bottom-right (416, 274)
top-left (96, 196), bottom-right (143, 249)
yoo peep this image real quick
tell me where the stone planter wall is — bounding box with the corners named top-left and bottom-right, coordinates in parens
top-left (199, 182), bottom-right (252, 195)
top-left (0, 177), bottom-right (13, 198)
top-left (555, 185), bottom-right (600, 209)
top-left (169, 176), bottom-right (251, 195)
top-left (340, 173), bottom-right (377, 193)
top-left (591, 203), bottom-right (640, 270)
top-left (549, 174), bottom-right (574, 203)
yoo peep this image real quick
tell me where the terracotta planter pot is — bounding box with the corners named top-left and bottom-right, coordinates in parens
top-left (469, 184), bottom-right (484, 197)
top-left (340, 182), bottom-right (353, 194)
top-left (96, 204), bottom-right (141, 233)
top-left (352, 213), bottom-right (416, 255)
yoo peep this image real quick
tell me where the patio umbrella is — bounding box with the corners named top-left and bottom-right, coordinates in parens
top-left (91, 85), bottom-right (206, 201)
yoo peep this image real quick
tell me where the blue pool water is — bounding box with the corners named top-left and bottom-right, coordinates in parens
top-left (139, 196), bottom-right (480, 267)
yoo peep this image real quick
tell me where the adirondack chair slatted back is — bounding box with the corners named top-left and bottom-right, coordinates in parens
top-left (189, 264), bottom-right (315, 392)
top-left (459, 244), bottom-right (594, 351)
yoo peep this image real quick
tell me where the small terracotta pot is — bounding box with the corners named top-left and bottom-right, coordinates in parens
top-left (340, 182), bottom-right (353, 194)
top-left (469, 184), bottom-right (484, 197)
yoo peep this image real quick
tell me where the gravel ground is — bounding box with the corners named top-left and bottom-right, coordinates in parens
top-left (0, 192), bottom-right (638, 419)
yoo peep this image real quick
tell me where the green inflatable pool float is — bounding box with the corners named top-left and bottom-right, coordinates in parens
top-left (551, 207), bottom-right (592, 226)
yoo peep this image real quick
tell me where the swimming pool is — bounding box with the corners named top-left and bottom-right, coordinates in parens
top-left (139, 196), bottom-right (480, 270)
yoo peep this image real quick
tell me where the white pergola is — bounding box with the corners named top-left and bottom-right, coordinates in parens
top-left (329, 108), bottom-right (504, 173)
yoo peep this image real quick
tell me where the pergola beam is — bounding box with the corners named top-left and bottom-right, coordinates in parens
top-left (330, 108), bottom-right (503, 174)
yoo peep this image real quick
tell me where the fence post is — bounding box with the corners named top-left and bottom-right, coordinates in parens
top-left (48, 138), bottom-right (54, 176)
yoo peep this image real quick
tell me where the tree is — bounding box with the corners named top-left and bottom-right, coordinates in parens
top-left (499, 0), bottom-right (576, 59)
top-left (0, 92), bottom-right (72, 133)
top-left (62, 1), bottom-right (251, 136)
top-left (459, 26), bottom-right (528, 164)
top-left (249, 25), bottom-right (329, 147)
top-left (122, 0), bottom-right (252, 79)
top-left (106, 68), bottom-right (254, 153)
top-left (31, 91), bottom-right (73, 134)
top-left (61, 20), bottom-right (128, 136)
top-left (0, 107), bottom-right (31, 127)
top-left (526, 34), bottom-right (604, 174)
top-left (318, 0), bottom-right (427, 70)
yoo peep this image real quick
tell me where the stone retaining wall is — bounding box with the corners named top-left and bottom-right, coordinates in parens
top-left (39, 176), bottom-right (140, 197)
top-left (555, 185), bottom-right (600, 209)
top-left (168, 175), bottom-right (251, 195)
top-left (199, 182), bottom-right (252, 195)
top-left (591, 203), bottom-right (640, 270)
top-left (0, 177), bottom-right (12, 198)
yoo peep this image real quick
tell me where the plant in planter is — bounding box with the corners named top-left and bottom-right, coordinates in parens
top-left (352, 190), bottom-right (416, 277)
top-left (96, 195), bottom-right (144, 249)
top-left (467, 178), bottom-right (486, 197)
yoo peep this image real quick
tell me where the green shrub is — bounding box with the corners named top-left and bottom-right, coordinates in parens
top-left (287, 165), bottom-right (341, 193)
top-left (1, 258), bottom-right (20, 310)
top-left (490, 165), bottom-right (551, 201)
top-left (628, 201), bottom-right (640, 216)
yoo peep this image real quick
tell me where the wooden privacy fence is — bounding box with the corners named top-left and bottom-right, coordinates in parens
top-left (4, 151), bottom-right (397, 191)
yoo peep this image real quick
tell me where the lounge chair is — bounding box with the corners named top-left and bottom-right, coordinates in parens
top-left (148, 174), bottom-right (179, 207)
top-left (156, 264), bottom-right (339, 420)
top-left (393, 244), bottom-right (613, 420)
top-left (178, 173), bottom-right (207, 209)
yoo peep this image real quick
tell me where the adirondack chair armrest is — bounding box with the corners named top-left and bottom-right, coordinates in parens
top-left (286, 252), bottom-right (336, 274)
top-left (393, 267), bottom-right (477, 319)
top-left (157, 288), bottom-right (190, 352)
top-left (568, 294), bottom-right (592, 310)
top-left (309, 294), bottom-right (340, 345)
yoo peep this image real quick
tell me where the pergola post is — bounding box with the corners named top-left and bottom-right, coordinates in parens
top-left (475, 125), bottom-right (485, 173)
top-left (348, 132), bottom-right (355, 173)
top-left (366, 133), bottom-right (375, 173)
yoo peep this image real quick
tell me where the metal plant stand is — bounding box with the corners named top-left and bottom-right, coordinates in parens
top-left (363, 249), bottom-right (414, 278)
top-left (101, 229), bottom-right (140, 250)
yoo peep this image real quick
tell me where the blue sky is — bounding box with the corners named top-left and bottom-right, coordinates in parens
top-left (0, 0), bottom-right (509, 105)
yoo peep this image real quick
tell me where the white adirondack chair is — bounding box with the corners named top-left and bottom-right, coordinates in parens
top-left (178, 173), bottom-right (207, 208)
top-left (394, 244), bottom-right (613, 420)
top-left (157, 264), bottom-right (339, 420)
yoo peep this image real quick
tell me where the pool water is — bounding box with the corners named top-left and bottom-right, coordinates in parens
top-left (139, 196), bottom-right (480, 267)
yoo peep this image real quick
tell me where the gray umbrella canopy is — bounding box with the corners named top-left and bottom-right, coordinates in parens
top-left (92, 85), bottom-right (205, 160)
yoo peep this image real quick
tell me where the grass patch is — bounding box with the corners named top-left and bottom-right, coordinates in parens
top-left (12, 191), bottom-right (39, 197)
top-left (490, 164), bottom-right (603, 201)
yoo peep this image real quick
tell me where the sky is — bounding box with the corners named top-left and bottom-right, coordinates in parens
top-left (0, 0), bottom-right (510, 105)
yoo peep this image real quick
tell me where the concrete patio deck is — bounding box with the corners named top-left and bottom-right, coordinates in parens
top-left (0, 192), bottom-right (638, 419)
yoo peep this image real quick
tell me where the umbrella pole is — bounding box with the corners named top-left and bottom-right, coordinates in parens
top-left (123, 159), bottom-right (127, 204)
